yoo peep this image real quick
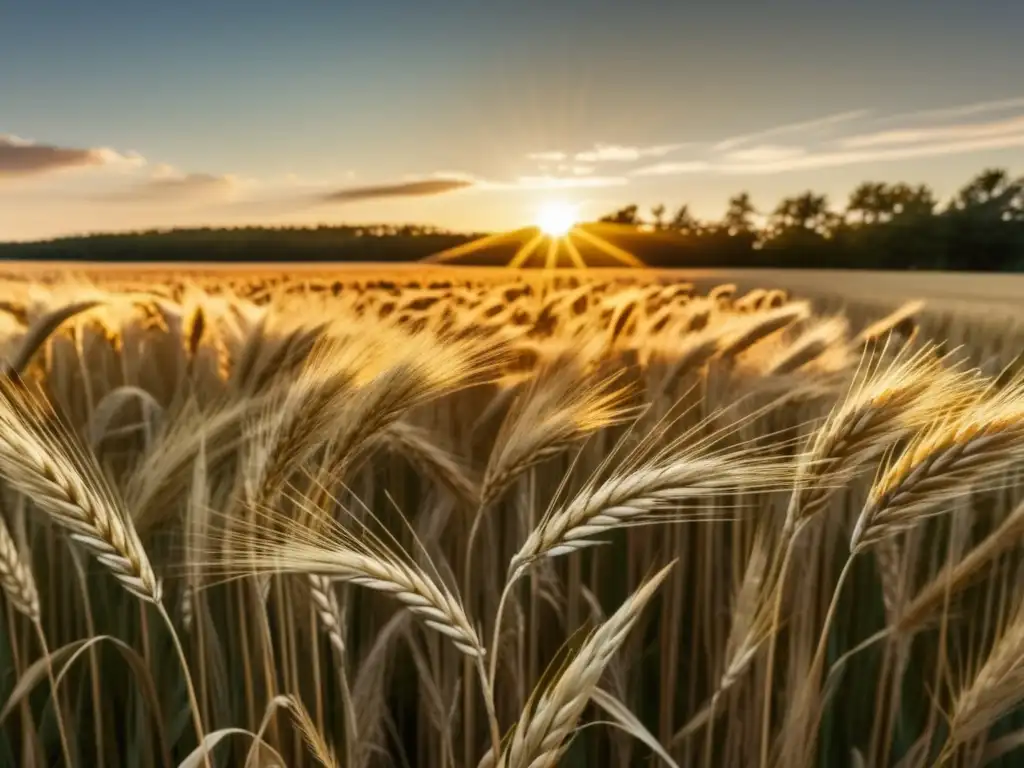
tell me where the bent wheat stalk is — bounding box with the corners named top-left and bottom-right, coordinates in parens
top-left (0, 374), bottom-right (209, 765)
top-left (489, 562), bottom-right (674, 768)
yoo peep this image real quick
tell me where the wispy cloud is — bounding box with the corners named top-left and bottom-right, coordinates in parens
top-left (0, 134), bottom-right (143, 178)
top-left (713, 110), bottom-right (870, 152)
top-left (877, 96), bottom-right (1024, 126)
top-left (527, 150), bottom-right (568, 162)
top-left (574, 143), bottom-right (684, 163)
top-left (319, 177), bottom-right (473, 203)
top-left (632, 161), bottom-right (709, 177)
top-left (511, 174), bottom-right (628, 189)
top-left (106, 168), bottom-right (240, 202)
top-left (839, 113), bottom-right (1024, 149)
top-left (631, 96), bottom-right (1024, 178)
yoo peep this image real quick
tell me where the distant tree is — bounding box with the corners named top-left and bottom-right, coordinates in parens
top-left (889, 183), bottom-right (936, 218)
top-left (723, 193), bottom-right (757, 235)
top-left (670, 204), bottom-right (700, 236)
top-left (955, 168), bottom-right (1012, 210)
top-left (770, 192), bottom-right (837, 236)
top-left (650, 204), bottom-right (666, 230)
top-left (599, 204), bottom-right (640, 226)
top-left (846, 182), bottom-right (888, 225)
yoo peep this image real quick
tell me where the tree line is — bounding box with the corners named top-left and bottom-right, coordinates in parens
top-left (0, 224), bottom-right (481, 264)
top-left (1, 167), bottom-right (1022, 270)
top-left (598, 167), bottom-right (1024, 270)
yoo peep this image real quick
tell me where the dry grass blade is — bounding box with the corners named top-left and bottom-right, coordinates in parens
top-left (0, 374), bottom-right (161, 603)
top-left (498, 562), bottom-right (674, 768)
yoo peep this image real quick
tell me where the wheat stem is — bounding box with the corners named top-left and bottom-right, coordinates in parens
top-left (35, 618), bottom-right (75, 768)
top-left (155, 601), bottom-right (209, 768)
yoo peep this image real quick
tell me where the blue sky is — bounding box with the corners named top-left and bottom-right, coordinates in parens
top-left (3, 0), bottom-right (1024, 240)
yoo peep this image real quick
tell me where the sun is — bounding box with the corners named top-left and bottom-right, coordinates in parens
top-left (536, 201), bottom-right (578, 237)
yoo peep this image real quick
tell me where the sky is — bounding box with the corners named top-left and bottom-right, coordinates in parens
top-left (3, 0), bottom-right (1024, 241)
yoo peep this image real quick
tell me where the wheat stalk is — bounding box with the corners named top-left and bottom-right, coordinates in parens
top-left (495, 562), bottom-right (673, 768)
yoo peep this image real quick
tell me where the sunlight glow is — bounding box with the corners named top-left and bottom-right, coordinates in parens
top-left (536, 201), bottom-right (578, 237)
top-left (425, 217), bottom-right (645, 270)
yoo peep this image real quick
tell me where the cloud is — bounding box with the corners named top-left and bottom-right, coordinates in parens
top-left (634, 134), bottom-right (1024, 177)
top-left (573, 143), bottom-right (684, 163)
top-left (722, 145), bottom-right (807, 163)
top-left (631, 161), bottom-right (710, 177)
top-left (879, 96), bottom-right (1024, 126)
top-left (108, 171), bottom-right (239, 202)
top-left (511, 175), bottom-right (628, 189)
top-left (716, 133), bottom-right (1024, 175)
top-left (527, 151), bottom-right (568, 162)
top-left (839, 113), bottom-right (1024, 149)
top-left (713, 110), bottom-right (869, 152)
top-left (0, 134), bottom-right (143, 178)
top-left (630, 97), bottom-right (1024, 177)
top-left (319, 177), bottom-right (473, 203)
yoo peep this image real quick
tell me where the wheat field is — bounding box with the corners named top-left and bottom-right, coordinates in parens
top-left (1, 267), bottom-right (1024, 768)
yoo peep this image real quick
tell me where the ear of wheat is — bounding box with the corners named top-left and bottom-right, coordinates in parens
top-left (852, 377), bottom-right (1024, 552)
top-left (496, 562), bottom-right (674, 768)
top-left (0, 375), bottom-right (161, 603)
top-left (945, 600), bottom-right (1024, 754)
top-left (786, 342), bottom-right (961, 531)
top-left (326, 332), bottom-right (499, 475)
top-left (718, 302), bottom-right (810, 359)
top-left (509, 421), bottom-right (793, 579)
top-left (209, 494), bottom-right (484, 658)
top-left (481, 356), bottom-right (633, 507)
top-left (0, 514), bottom-right (39, 621)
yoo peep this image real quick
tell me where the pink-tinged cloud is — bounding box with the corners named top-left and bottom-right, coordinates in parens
top-left (320, 177), bottom-right (473, 203)
top-left (0, 134), bottom-right (143, 178)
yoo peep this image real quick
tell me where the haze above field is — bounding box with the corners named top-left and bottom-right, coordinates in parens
top-left (3, 0), bottom-right (1024, 242)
